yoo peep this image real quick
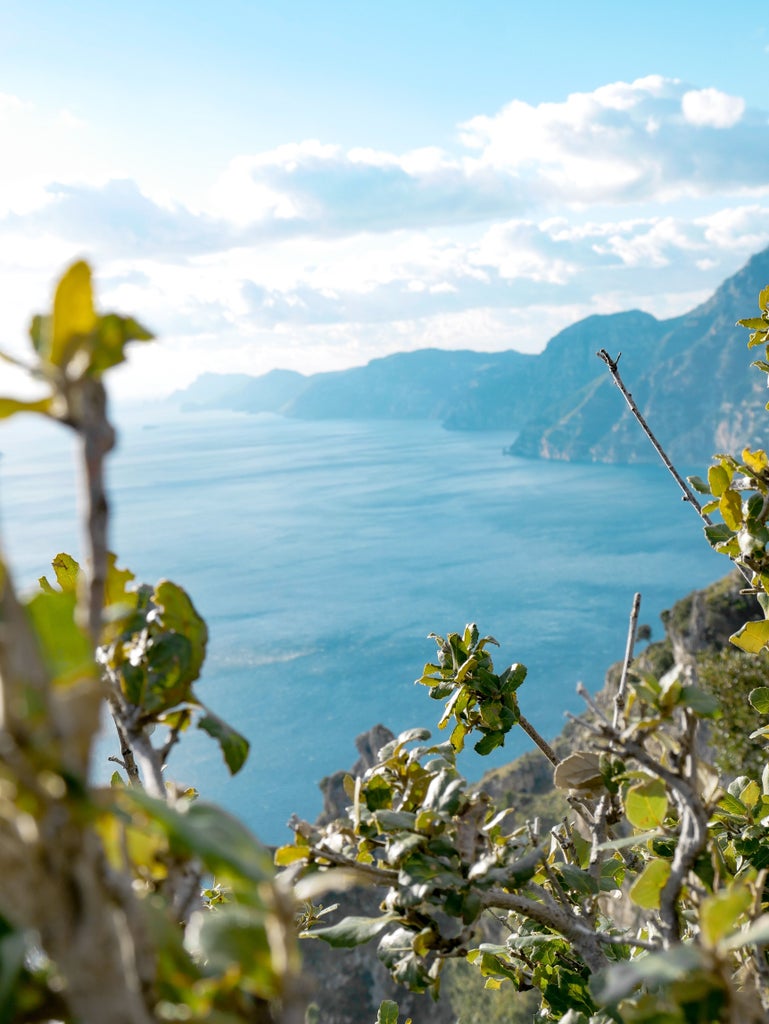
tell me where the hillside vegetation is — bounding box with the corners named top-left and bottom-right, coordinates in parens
top-left (2, 264), bottom-right (769, 1023)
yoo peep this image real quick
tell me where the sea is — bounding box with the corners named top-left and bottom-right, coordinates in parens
top-left (0, 404), bottom-right (727, 845)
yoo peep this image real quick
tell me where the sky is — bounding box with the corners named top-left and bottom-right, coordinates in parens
top-left (1, 1), bottom-right (768, 399)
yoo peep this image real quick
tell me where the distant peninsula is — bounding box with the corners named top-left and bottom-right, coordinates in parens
top-left (173, 246), bottom-right (769, 465)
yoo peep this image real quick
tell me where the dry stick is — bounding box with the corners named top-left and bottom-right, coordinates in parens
top-left (596, 350), bottom-right (712, 524)
top-left (517, 711), bottom-right (559, 767)
top-left (613, 592), bottom-right (641, 730)
top-left (596, 349), bottom-right (753, 588)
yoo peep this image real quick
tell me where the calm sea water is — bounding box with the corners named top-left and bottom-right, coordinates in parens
top-left (0, 405), bottom-right (726, 843)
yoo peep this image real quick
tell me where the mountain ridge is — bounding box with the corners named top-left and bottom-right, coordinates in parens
top-left (173, 246), bottom-right (769, 464)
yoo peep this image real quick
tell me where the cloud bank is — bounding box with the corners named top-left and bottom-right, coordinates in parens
top-left (0, 76), bottom-right (767, 396)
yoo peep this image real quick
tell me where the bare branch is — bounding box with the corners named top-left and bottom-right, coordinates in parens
top-left (614, 592), bottom-right (641, 730)
top-left (596, 349), bottom-right (753, 587)
top-left (480, 886), bottom-right (608, 975)
top-left (518, 711), bottom-right (559, 766)
top-left (596, 350), bottom-right (712, 523)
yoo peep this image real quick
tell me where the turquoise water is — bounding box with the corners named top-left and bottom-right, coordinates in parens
top-left (0, 406), bottom-right (726, 843)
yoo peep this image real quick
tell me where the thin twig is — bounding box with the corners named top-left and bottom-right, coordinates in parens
top-left (596, 350), bottom-right (712, 523)
top-left (576, 682), bottom-right (612, 726)
top-left (596, 350), bottom-right (753, 587)
top-left (614, 593), bottom-right (641, 730)
top-left (517, 711), bottom-right (559, 766)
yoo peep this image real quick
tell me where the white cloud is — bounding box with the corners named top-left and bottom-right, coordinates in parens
top-left (681, 88), bottom-right (745, 128)
top-left (0, 78), bottom-right (768, 398)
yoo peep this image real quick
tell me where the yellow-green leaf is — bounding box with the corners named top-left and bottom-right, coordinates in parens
top-left (739, 779), bottom-right (761, 810)
top-left (51, 552), bottom-right (80, 593)
top-left (700, 885), bottom-right (752, 947)
top-left (152, 579), bottom-right (208, 685)
top-left (708, 464), bottom-right (730, 498)
top-left (749, 687), bottom-right (769, 713)
top-left (25, 590), bottom-right (96, 688)
top-left (730, 619), bottom-right (769, 654)
top-left (274, 844), bottom-right (310, 866)
top-left (629, 858), bottom-right (671, 909)
top-left (51, 261), bottom-right (96, 368)
top-left (719, 489), bottom-right (743, 531)
top-left (0, 396), bottom-right (53, 420)
top-left (103, 553), bottom-right (137, 607)
top-left (742, 448), bottom-right (769, 474)
top-left (625, 778), bottom-right (668, 829)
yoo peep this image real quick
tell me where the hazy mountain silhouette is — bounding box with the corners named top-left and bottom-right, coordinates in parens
top-left (175, 246), bottom-right (769, 463)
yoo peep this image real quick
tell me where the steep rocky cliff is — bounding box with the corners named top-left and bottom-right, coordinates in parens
top-left (299, 572), bottom-right (763, 1023)
top-left (174, 247), bottom-right (769, 465)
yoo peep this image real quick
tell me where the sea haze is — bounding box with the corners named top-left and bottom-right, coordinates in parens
top-left (0, 406), bottom-right (726, 844)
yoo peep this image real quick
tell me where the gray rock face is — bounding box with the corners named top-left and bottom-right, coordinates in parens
top-left (172, 247), bottom-right (769, 464)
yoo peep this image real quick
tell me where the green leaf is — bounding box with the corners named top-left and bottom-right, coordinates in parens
top-left (500, 662), bottom-right (527, 693)
top-left (449, 720), bottom-right (467, 752)
top-left (0, 396), bottom-right (53, 420)
top-left (679, 685), bottom-right (720, 716)
top-left (51, 552), bottom-right (80, 593)
top-left (629, 857), bottom-right (672, 909)
top-left (124, 792), bottom-right (273, 885)
top-left (90, 313), bottom-right (153, 374)
top-left (25, 590), bottom-right (96, 688)
top-left (730, 619), bottom-right (769, 654)
top-left (376, 1000), bottom-right (400, 1024)
top-left (687, 475), bottom-right (711, 495)
top-left (273, 844), bottom-right (310, 866)
top-left (474, 730), bottom-right (504, 756)
top-left (625, 778), bottom-right (668, 829)
top-left (749, 687), bottom-right (769, 713)
top-left (704, 522), bottom-right (734, 546)
top-left (198, 709), bottom-right (250, 774)
top-left (152, 580), bottom-right (208, 684)
top-left (708, 464), bottom-right (730, 498)
top-left (700, 885), bottom-right (752, 947)
top-left (187, 902), bottom-right (280, 997)
top-left (364, 776), bottom-right (393, 811)
top-left (717, 792), bottom-right (748, 816)
top-left (145, 632), bottom-right (195, 713)
top-left (307, 914), bottom-right (396, 948)
top-left (556, 863), bottom-right (599, 896)
top-left (742, 447), bottom-right (769, 474)
top-left (737, 318), bottom-right (769, 331)
top-left (719, 489), bottom-right (743, 531)
top-left (50, 260), bottom-right (97, 367)
top-left (374, 810), bottom-right (418, 832)
top-left (103, 553), bottom-right (137, 607)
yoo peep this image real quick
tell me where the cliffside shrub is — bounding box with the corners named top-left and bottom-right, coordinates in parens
top-left (0, 266), bottom-right (769, 1023)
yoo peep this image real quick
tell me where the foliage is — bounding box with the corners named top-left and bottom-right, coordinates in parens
top-left (697, 648), bottom-right (769, 779)
top-left (2, 263), bottom-right (769, 1024)
top-left (281, 286), bottom-right (769, 1023)
top-left (0, 263), bottom-right (302, 1024)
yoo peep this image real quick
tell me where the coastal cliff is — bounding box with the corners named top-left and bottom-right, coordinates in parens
top-left (299, 571), bottom-right (763, 1023)
top-left (174, 246), bottom-right (769, 465)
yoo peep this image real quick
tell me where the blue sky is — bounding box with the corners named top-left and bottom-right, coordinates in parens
top-left (1, 1), bottom-right (768, 396)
